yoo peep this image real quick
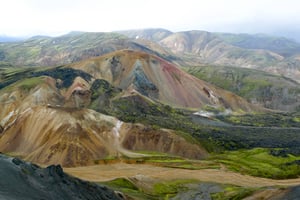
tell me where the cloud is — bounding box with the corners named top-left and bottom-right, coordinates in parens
top-left (1, 0), bottom-right (300, 37)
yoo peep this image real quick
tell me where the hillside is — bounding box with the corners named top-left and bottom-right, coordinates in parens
top-left (69, 49), bottom-right (259, 111)
top-left (159, 30), bottom-right (283, 67)
top-left (122, 29), bottom-right (300, 82)
top-left (0, 32), bottom-right (176, 66)
top-left (215, 32), bottom-right (300, 57)
top-left (0, 70), bottom-right (206, 167)
top-left (1, 29), bottom-right (300, 83)
top-left (0, 154), bottom-right (122, 200)
top-left (186, 65), bottom-right (300, 111)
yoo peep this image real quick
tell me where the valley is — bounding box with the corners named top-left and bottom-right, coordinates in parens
top-left (0, 29), bottom-right (300, 199)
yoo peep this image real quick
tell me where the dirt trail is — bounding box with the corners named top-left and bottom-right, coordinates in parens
top-left (65, 163), bottom-right (300, 187)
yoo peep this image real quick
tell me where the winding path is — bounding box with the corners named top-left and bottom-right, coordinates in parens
top-left (65, 163), bottom-right (300, 187)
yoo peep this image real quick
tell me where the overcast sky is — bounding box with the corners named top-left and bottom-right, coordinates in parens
top-left (1, 0), bottom-right (300, 39)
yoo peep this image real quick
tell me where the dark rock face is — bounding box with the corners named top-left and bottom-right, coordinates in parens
top-left (275, 185), bottom-right (300, 200)
top-left (0, 154), bottom-right (122, 200)
top-left (71, 89), bottom-right (91, 108)
top-left (171, 183), bottom-right (222, 200)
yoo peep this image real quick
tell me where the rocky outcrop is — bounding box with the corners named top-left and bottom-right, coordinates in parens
top-left (0, 154), bottom-right (123, 200)
top-left (64, 77), bottom-right (91, 108)
top-left (121, 124), bottom-right (208, 159)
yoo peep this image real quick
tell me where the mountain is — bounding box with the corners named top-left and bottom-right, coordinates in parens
top-left (215, 33), bottom-right (300, 57)
top-left (69, 49), bottom-right (259, 112)
top-left (0, 49), bottom-right (264, 166)
top-left (1, 29), bottom-right (300, 82)
top-left (0, 31), bottom-right (177, 67)
top-left (186, 65), bottom-right (300, 111)
top-left (0, 153), bottom-right (122, 200)
top-left (117, 28), bottom-right (172, 42)
top-left (0, 69), bottom-right (206, 167)
top-left (122, 29), bottom-right (300, 82)
top-left (160, 30), bottom-right (283, 67)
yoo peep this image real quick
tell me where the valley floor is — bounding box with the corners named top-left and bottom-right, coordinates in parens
top-left (65, 163), bottom-right (300, 188)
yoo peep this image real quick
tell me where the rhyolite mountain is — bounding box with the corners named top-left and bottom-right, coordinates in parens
top-left (0, 49), bottom-right (264, 167)
top-left (1, 29), bottom-right (300, 112)
top-left (0, 153), bottom-right (123, 200)
top-left (0, 47), bottom-right (275, 168)
top-left (69, 49), bottom-right (259, 111)
top-left (0, 29), bottom-right (300, 168)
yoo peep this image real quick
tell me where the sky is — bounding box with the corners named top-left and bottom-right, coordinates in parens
top-left (1, 0), bottom-right (300, 40)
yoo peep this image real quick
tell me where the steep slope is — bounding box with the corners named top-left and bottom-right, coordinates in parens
top-left (186, 65), bottom-right (300, 111)
top-left (215, 32), bottom-right (300, 57)
top-left (0, 31), bottom-right (176, 67)
top-left (159, 30), bottom-right (284, 67)
top-left (0, 74), bottom-right (207, 167)
top-left (0, 32), bottom-right (125, 66)
top-left (0, 154), bottom-right (122, 200)
top-left (123, 29), bottom-right (300, 82)
top-left (70, 49), bottom-right (260, 112)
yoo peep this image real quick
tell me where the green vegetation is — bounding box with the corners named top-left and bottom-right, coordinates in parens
top-left (0, 66), bottom-right (92, 90)
top-left (0, 32), bottom-right (129, 66)
top-left (89, 84), bottom-right (300, 152)
top-left (102, 178), bottom-right (138, 191)
top-left (152, 179), bottom-right (196, 198)
top-left (215, 32), bottom-right (300, 57)
top-left (210, 148), bottom-right (300, 179)
top-left (100, 178), bottom-right (155, 200)
top-left (211, 185), bottom-right (257, 200)
top-left (101, 177), bottom-right (259, 200)
top-left (112, 95), bottom-right (300, 151)
top-left (100, 178), bottom-right (197, 200)
top-left (185, 65), bottom-right (300, 111)
top-left (1, 76), bottom-right (44, 93)
top-left (217, 112), bottom-right (300, 128)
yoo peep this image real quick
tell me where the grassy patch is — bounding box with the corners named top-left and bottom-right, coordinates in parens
top-left (210, 148), bottom-right (300, 179)
top-left (217, 112), bottom-right (300, 128)
top-left (152, 179), bottom-right (196, 198)
top-left (100, 178), bottom-right (156, 200)
top-left (211, 185), bottom-right (257, 200)
top-left (1, 76), bottom-right (45, 93)
top-left (185, 65), bottom-right (300, 111)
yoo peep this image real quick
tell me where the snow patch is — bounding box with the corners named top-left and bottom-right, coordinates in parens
top-left (135, 35), bottom-right (139, 39)
top-left (193, 109), bottom-right (232, 118)
top-left (113, 120), bottom-right (123, 138)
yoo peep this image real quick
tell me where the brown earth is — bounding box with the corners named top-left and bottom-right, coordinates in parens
top-left (0, 73), bottom-right (207, 167)
top-left (65, 163), bottom-right (300, 188)
top-left (69, 49), bottom-right (262, 112)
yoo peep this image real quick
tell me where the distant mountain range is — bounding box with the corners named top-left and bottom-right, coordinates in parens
top-left (1, 29), bottom-right (300, 82)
